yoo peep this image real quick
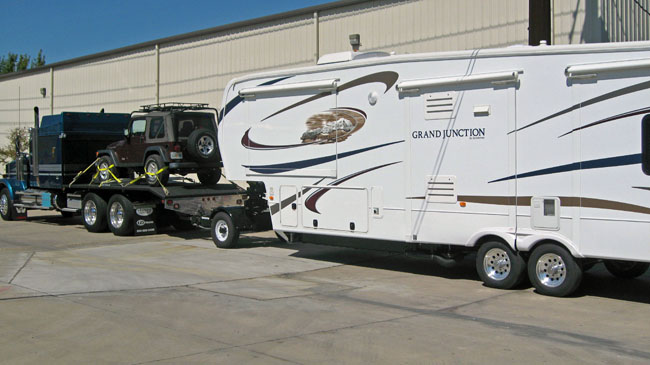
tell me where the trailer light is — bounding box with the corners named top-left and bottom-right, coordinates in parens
top-left (459, 201), bottom-right (466, 207)
top-left (269, 196), bottom-right (274, 201)
top-left (173, 144), bottom-right (181, 152)
top-left (236, 199), bottom-right (242, 205)
top-left (166, 199), bottom-right (173, 205)
top-left (173, 203), bottom-right (180, 209)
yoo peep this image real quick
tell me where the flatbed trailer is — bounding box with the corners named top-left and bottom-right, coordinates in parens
top-left (0, 108), bottom-right (271, 247)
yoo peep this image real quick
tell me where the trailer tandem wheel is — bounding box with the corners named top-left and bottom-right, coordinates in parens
top-left (107, 194), bottom-right (135, 236)
top-left (211, 212), bottom-right (240, 248)
top-left (476, 240), bottom-right (526, 289)
top-left (528, 243), bottom-right (583, 297)
top-left (82, 193), bottom-right (108, 232)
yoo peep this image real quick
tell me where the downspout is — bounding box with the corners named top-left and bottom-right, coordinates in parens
top-left (314, 11), bottom-right (319, 63)
top-left (50, 67), bottom-right (54, 114)
top-left (155, 44), bottom-right (160, 104)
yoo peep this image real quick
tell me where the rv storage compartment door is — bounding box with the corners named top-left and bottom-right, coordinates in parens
top-left (302, 186), bottom-right (368, 232)
top-left (242, 79), bottom-right (338, 178)
top-left (280, 185), bottom-right (298, 227)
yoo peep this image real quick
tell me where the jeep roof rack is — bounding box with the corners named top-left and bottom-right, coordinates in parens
top-left (139, 102), bottom-right (210, 112)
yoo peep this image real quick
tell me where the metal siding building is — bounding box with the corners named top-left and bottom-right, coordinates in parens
top-left (1, 0), bottom-right (649, 171)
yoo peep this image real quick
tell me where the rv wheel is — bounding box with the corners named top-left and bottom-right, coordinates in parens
top-left (107, 194), bottom-right (135, 236)
top-left (603, 260), bottom-right (649, 279)
top-left (0, 188), bottom-right (16, 221)
top-left (211, 212), bottom-right (239, 248)
top-left (528, 243), bottom-right (582, 297)
top-left (82, 193), bottom-right (108, 232)
top-left (476, 241), bottom-right (526, 289)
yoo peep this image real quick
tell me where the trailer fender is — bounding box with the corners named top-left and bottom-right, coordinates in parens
top-left (515, 230), bottom-right (582, 258)
top-left (210, 206), bottom-right (249, 230)
top-left (465, 228), bottom-right (517, 251)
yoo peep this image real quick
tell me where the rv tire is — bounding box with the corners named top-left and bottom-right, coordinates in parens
top-left (0, 188), bottom-right (16, 221)
top-left (211, 212), bottom-right (239, 248)
top-left (476, 241), bottom-right (526, 289)
top-left (603, 260), bottom-right (649, 279)
top-left (107, 194), bottom-right (135, 236)
top-left (82, 193), bottom-right (108, 232)
top-left (528, 243), bottom-right (582, 297)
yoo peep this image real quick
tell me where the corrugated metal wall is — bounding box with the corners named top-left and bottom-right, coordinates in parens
top-left (1, 0), bottom-right (649, 171)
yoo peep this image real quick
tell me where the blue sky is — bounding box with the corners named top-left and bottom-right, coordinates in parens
top-left (1, 0), bottom-right (333, 64)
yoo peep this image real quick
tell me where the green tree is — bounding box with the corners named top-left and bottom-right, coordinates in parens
top-left (0, 50), bottom-right (46, 75)
top-left (0, 127), bottom-right (30, 164)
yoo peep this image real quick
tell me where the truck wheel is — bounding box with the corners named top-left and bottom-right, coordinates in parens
top-left (528, 243), bottom-right (582, 297)
top-left (187, 130), bottom-right (219, 161)
top-left (476, 240), bottom-right (526, 289)
top-left (82, 193), bottom-right (108, 232)
top-left (0, 188), bottom-right (16, 221)
top-left (197, 171), bottom-right (220, 185)
top-left (603, 260), bottom-right (649, 279)
top-left (144, 155), bottom-right (169, 186)
top-left (211, 212), bottom-right (239, 248)
top-left (97, 155), bottom-right (119, 182)
top-left (107, 194), bottom-right (135, 236)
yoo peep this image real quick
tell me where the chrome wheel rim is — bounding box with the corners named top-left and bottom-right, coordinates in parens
top-left (84, 200), bottom-right (97, 226)
top-left (99, 161), bottom-right (110, 180)
top-left (198, 136), bottom-right (214, 156)
top-left (109, 202), bottom-right (124, 228)
top-left (215, 220), bottom-right (228, 241)
top-left (535, 253), bottom-right (566, 287)
top-left (483, 248), bottom-right (511, 281)
top-left (145, 160), bottom-right (159, 182)
top-left (0, 194), bottom-right (8, 216)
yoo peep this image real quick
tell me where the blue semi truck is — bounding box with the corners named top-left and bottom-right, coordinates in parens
top-left (0, 107), bottom-right (270, 247)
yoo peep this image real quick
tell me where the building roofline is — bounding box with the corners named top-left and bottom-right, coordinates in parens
top-left (0, 0), bottom-right (369, 81)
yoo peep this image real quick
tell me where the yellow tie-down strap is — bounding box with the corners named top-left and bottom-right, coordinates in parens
top-left (125, 166), bottom-right (169, 196)
top-left (69, 158), bottom-right (100, 187)
top-left (95, 164), bottom-right (122, 186)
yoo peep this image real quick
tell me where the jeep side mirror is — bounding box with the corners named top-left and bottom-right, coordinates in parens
top-left (124, 128), bottom-right (130, 138)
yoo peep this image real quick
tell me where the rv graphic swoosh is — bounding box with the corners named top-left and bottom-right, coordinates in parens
top-left (558, 106), bottom-right (650, 138)
top-left (243, 107), bottom-right (367, 150)
top-left (508, 79), bottom-right (650, 134)
top-left (261, 71), bottom-right (399, 122)
top-left (455, 195), bottom-right (650, 215)
top-left (489, 154), bottom-right (642, 183)
top-left (243, 140), bottom-right (403, 174)
top-left (305, 162), bottom-right (401, 214)
top-left (269, 178), bottom-right (326, 215)
top-left (633, 187), bottom-right (650, 191)
top-left (220, 76), bottom-right (293, 119)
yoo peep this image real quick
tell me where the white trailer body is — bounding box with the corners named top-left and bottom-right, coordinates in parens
top-left (218, 42), bottom-right (650, 296)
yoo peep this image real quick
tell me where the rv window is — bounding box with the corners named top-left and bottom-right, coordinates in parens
top-left (641, 115), bottom-right (650, 175)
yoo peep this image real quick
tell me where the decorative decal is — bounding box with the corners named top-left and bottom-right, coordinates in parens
top-left (558, 106), bottom-right (650, 138)
top-left (242, 108), bottom-right (367, 150)
top-left (261, 71), bottom-right (399, 122)
top-left (243, 141), bottom-right (403, 174)
top-left (488, 154), bottom-right (642, 183)
top-left (220, 76), bottom-right (293, 119)
top-left (304, 162), bottom-right (400, 214)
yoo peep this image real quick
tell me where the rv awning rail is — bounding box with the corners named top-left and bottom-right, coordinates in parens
top-left (396, 70), bottom-right (520, 93)
top-left (565, 58), bottom-right (650, 79)
top-left (239, 79), bottom-right (339, 98)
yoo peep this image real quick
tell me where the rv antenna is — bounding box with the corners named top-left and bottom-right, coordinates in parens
top-left (349, 34), bottom-right (361, 52)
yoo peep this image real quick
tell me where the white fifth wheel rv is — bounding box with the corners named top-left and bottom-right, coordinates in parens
top-left (217, 42), bottom-right (650, 296)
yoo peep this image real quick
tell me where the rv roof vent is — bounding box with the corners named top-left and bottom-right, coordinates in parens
top-left (317, 51), bottom-right (391, 65)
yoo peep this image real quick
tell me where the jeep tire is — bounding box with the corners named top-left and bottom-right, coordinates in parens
top-left (144, 154), bottom-right (169, 186)
top-left (97, 155), bottom-right (119, 182)
top-left (187, 129), bottom-right (219, 161)
top-left (198, 171), bottom-right (220, 185)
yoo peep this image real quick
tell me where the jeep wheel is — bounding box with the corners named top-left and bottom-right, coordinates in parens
top-left (97, 156), bottom-right (119, 182)
top-left (144, 155), bottom-right (169, 186)
top-left (187, 129), bottom-right (219, 161)
top-left (198, 171), bottom-right (220, 185)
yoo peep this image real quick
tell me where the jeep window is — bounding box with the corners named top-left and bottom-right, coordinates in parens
top-left (131, 119), bottom-right (146, 136)
top-left (149, 117), bottom-right (165, 139)
top-left (173, 113), bottom-right (215, 139)
top-left (178, 120), bottom-right (194, 138)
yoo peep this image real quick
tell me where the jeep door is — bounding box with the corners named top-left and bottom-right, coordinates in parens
top-left (114, 118), bottom-right (147, 166)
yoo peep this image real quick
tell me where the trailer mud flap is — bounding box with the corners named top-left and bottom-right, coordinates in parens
top-left (133, 203), bottom-right (157, 235)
